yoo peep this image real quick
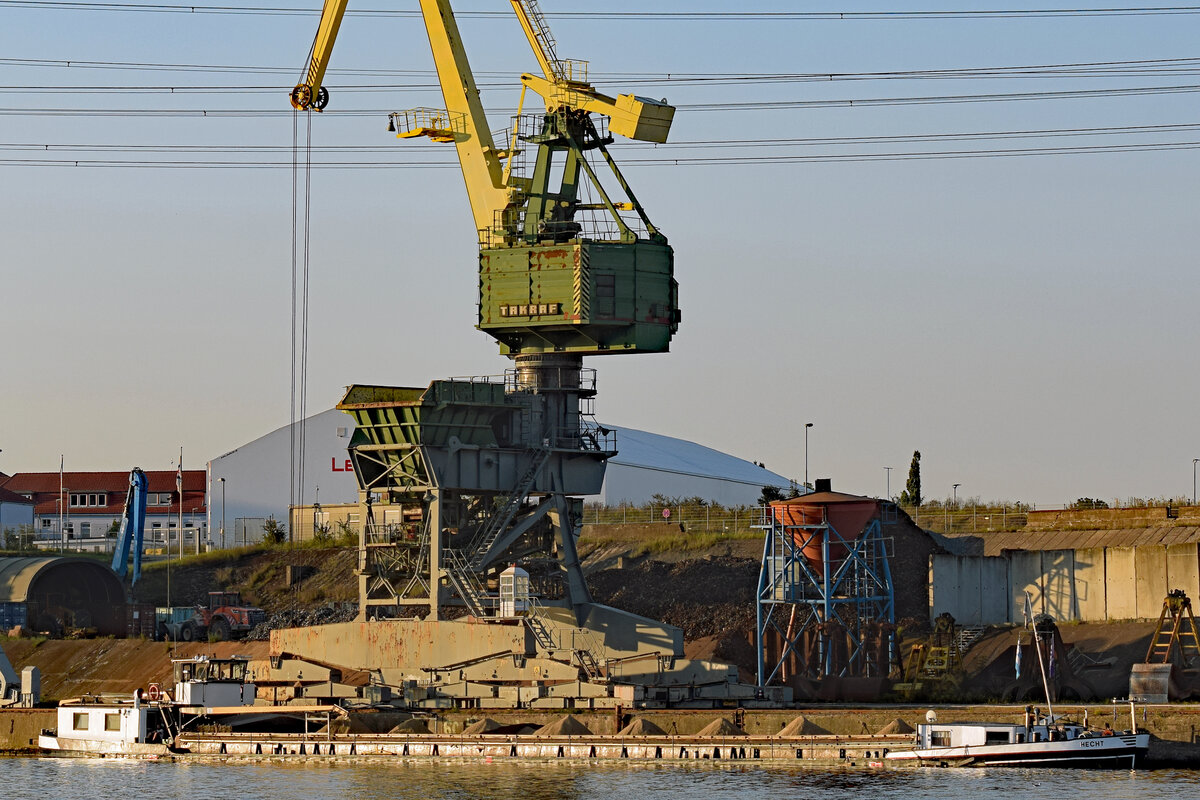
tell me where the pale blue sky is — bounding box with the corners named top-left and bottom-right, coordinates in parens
top-left (2, 2), bottom-right (1198, 507)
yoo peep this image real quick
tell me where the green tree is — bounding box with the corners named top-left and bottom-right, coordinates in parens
top-left (758, 486), bottom-right (785, 505)
top-left (1071, 497), bottom-right (1109, 510)
top-left (262, 515), bottom-right (287, 545)
top-left (898, 450), bottom-right (922, 507)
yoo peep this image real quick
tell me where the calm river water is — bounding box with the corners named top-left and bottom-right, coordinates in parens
top-left (3, 758), bottom-right (1199, 800)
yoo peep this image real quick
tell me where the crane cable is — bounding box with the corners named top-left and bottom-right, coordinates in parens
top-left (289, 107), bottom-right (313, 546)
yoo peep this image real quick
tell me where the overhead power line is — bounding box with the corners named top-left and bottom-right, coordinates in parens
top-left (11, 57), bottom-right (1200, 94)
top-left (6, 1), bottom-right (1200, 18)
top-left (6, 123), bottom-right (1200, 167)
top-left (6, 138), bottom-right (1200, 168)
top-left (7, 122), bottom-right (1200, 153)
top-left (6, 56), bottom-right (1200, 83)
top-left (4, 82), bottom-right (1200, 116)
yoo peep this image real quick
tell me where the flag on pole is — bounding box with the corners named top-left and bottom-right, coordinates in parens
top-left (1048, 638), bottom-right (1057, 679)
top-left (1015, 636), bottom-right (1023, 679)
top-left (176, 448), bottom-right (183, 495)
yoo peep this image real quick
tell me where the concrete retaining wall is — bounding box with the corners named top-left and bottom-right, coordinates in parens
top-left (931, 543), bottom-right (1200, 624)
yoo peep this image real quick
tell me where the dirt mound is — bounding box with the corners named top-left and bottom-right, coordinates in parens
top-left (587, 556), bottom-right (758, 643)
top-left (618, 717), bottom-right (667, 736)
top-left (462, 718), bottom-right (502, 734)
top-left (778, 715), bottom-right (831, 736)
top-left (961, 622), bottom-right (1156, 701)
top-left (696, 717), bottom-right (746, 736)
top-left (535, 716), bottom-right (592, 736)
top-left (389, 718), bottom-right (430, 734)
top-left (132, 546), bottom-right (358, 615)
top-left (2, 638), bottom-right (270, 700)
top-left (877, 718), bottom-right (915, 735)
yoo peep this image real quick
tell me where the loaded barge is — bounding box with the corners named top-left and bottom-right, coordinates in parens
top-left (37, 654), bottom-right (909, 765)
top-left (37, 655), bottom-right (1148, 768)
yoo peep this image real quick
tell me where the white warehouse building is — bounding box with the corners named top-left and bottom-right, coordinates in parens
top-left (206, 409), bottom-right (793, 548)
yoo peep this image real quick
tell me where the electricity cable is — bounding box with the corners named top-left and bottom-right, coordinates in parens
top-left (6, 1), bottom-right (1200, 19)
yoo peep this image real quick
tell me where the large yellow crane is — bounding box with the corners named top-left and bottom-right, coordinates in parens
top-left (285, 3), bottom-right (712, 700)
top-left (293, 0), bottom-right (680, 359)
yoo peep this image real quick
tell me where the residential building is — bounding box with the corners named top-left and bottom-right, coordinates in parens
top-left (0, 470), bottom-right (207, 553)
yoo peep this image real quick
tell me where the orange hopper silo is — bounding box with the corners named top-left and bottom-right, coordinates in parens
top-left (770, 487), bottom-right (881, 575)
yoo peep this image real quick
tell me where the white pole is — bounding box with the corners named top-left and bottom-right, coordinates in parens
top-left (58, 455), bottom-right (64, 554)
top-left (177, 447), bottom-right (183, 562)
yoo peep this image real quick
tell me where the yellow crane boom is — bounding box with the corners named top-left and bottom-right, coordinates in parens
top-left (290, 0), bottom-right (349, 110)
top-left (509, 0), bottom-right (675, 143)
top-left (291, 0), bottom-right (680, 358)
top-left (416, 0), bottom-right (515, 236)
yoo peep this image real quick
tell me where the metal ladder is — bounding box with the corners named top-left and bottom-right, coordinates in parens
top-left (467, 447), bottom-right (552, 570)
top-left (515, 0), bottom-right (562, 77)
top-left (1146, 590), bottom-right (1200, 666)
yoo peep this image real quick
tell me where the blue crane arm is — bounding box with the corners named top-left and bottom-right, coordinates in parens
top-left (111, 468), bottom-right (149, 584)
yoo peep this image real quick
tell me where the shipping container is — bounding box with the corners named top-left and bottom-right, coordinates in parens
top-left (0, 602), bottom-right (28, 631)
top-left (125, 603), bottom-right (157, 639)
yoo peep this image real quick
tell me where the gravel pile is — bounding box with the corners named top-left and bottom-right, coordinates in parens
top-left (245, 601), bottom-right (358, 640)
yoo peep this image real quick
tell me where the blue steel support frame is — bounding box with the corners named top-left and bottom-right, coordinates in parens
top-left (756, 510), bottom-right (896, 686)
top-left (111, 468), bottom-right (148, 585)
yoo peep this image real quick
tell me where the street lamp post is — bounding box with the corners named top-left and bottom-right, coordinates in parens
top-left (953, 483), bottom-right (961, 506)
top-left (218, 477), bottom-right (226, 550)
top-left (190, 507), bottom-right (201, 555)
top-left (1194, 458), bottom-right (1199, 506)
top-left (804, 423), bottom-right (814, 490)
top-left (884, 466), bottom-right (893, 500)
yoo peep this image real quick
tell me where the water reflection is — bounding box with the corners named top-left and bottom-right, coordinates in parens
top-left (3, 758), bottom-right (1199, 800)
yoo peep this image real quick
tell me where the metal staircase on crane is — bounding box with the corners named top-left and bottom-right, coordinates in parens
top-left (466, 446), bottom-right (553, 570)
top-left (442, 548), bottom-right (493, 618)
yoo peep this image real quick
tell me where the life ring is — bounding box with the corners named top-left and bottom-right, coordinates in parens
top-left (147, 683), bottom-right (162, 702)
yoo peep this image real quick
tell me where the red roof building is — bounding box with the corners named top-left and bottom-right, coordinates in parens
top-left (0, 470), bottom-right (207, 547)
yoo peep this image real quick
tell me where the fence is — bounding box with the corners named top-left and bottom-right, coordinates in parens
top-left (583, 504), bottom-right (764, 534)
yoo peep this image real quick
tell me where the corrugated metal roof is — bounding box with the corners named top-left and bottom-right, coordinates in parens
top-left (964, 527), bottom-right (1200, 557)
top-left (604, 424), bottom-right (792, 489)
top-left (0, 557), bottom-right (65, 603)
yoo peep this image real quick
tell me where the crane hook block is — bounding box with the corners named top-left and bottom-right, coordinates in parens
top-left (290, 85), bottom-right (329, 111)
top-left (290, 84), bottom-right (312, 110)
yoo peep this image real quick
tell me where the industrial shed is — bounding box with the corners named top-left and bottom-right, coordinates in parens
top-left (207, 409), bottom-right (797, 548)
top-left (0, 557), bottom-right (125, 636)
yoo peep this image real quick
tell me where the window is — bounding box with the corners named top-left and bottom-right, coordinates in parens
top-left (985, 731), bottom-right (1011, 745)
top-left (72, 713), bottom-right (88, 731)
top-left (104, 713), bottom-right (121, 732)
top-left (69, 493), bottom-right (106, 507)
top-left (41, 519), bottom-right (52, 529)
top-left (930, 731), bottom-right (952, 748)
top-left (595, 274), bottom-right (616, 318)
top-left (80, 522), bottom-right (91, 537)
